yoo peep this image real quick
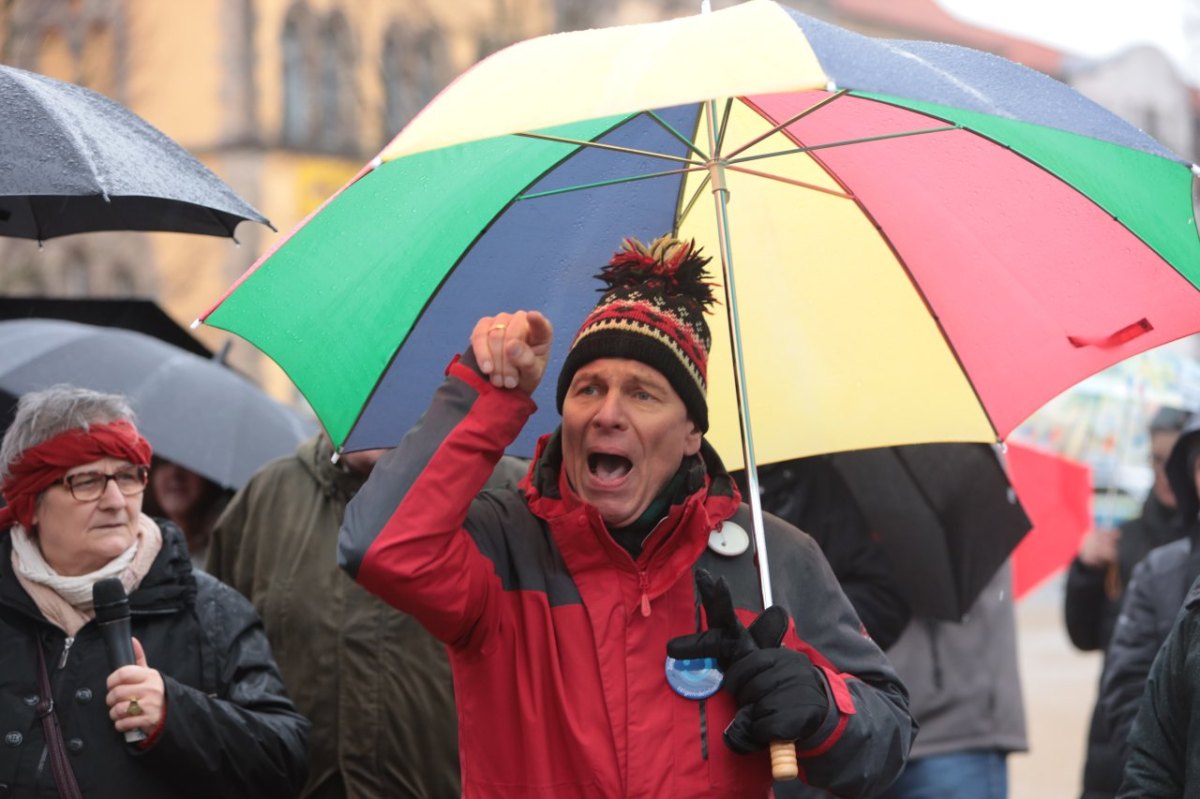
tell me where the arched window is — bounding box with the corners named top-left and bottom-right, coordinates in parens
top-left (381, 22), bottom-right (450, 143)
top-left (281, 4), bottom-right (314, 147)
top-left (318, 12), bottom-right (358, 153)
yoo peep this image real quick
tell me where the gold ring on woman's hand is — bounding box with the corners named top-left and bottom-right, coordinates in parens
top-left (126, 697), bottom-right (143, 717)
top-left (490, 323), bottom-right (507, 331)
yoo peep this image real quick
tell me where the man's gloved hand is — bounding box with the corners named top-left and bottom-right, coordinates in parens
top-left (667, 569), bottom-right (830, 754)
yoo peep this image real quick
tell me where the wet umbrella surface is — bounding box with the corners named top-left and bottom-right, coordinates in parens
top-left (0, 64), bottom-right (270, 240)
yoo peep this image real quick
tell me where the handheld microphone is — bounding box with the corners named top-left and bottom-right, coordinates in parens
top-left (92, 578), bottom-right (147, 743)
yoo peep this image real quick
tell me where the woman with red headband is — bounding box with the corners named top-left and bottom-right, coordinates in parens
top-left (0, 385), bottom-right (309, 798)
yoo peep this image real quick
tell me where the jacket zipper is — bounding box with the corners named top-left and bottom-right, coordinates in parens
top-left (57, 636), bottom-right (75, 669)
top-left (638, 569), bottom-right (651, 617)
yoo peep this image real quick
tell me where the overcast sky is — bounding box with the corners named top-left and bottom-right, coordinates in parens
top-left (937, 0), bottom-right (1198, 85)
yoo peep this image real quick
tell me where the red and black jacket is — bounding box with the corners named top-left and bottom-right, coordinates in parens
top-left (339, 354), bottom-right (914, 798)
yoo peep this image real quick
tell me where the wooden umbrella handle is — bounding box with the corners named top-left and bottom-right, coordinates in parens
top-left (771, 740), bottom-right (798, 780)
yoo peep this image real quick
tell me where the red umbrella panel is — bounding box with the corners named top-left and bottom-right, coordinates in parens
top-left (1006, 441), bottom-right (1093, 599)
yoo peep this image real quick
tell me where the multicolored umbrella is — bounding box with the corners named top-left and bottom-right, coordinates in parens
top-left (201, 3), bottom-right (1200, 775)
top-left (202, 0), bottom-right (1200, 465)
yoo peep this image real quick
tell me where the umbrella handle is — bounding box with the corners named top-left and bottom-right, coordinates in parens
top-left (771, 740), bottom-right (798, 780)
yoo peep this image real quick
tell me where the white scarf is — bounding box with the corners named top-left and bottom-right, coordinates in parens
top-left (10, 514), bottom-right (162, 635)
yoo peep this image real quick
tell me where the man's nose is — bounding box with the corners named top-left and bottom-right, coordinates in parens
top-left (593, 392), bottom-right (627, 427)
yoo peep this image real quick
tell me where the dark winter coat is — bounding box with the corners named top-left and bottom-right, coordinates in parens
top-left (1065, 493), bottom-right (1184, 654)
top-left (209, 434), bottom-right (461, 799)
top-left (1098, 415), bottom-right (1200, 790)
top-left (0, 521), bottom-right (309, 798)
top-left (733, 458), bottom-right (911, 650)
top-left (1100, 526), bottom-right (1200, 763)
top-left (1066, 492), bottom-right (1187, 799)
top-left (339, 353), bottom-right (915, 798)
top-left (1118, 574), bottom-right (1200, 797)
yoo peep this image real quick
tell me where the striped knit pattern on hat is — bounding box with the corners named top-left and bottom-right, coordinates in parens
top-left (556, 235), bottom-right (716, 431)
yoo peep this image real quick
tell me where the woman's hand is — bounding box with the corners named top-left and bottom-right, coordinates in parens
top-left (105, 637), bottom-right (166, 736)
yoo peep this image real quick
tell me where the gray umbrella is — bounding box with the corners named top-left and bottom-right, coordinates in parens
top-left (0, 64), bottom-right (271, 240)
top-left (0, 319), bottom-right (313, 489)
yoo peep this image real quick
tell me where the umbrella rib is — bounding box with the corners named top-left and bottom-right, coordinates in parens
top-left (712, 98), bottom-right (734, 158)
top-left (645, 109), bottom-right (713, 161)
top-left (723, 164), bottom-right (852, 199)
top-left (519, 165), bottom-right (709, 201)
top-left (677, 172), bottom-right (714, 227)
top-left (515, 131), bottom-right (699, 166)
top-left (9, 76), bottom-right (112, 198)
top-left (727, 125), bottom-right (961, 166)
top-left (203, 206), bottom-right (239, 242)
top-left (724, 90), bottom-right (849, 160)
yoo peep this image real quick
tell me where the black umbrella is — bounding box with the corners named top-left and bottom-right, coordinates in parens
top-left (0, 297), bottom-right (212, 358)
top-left (0, 64), bottom-right (271, 240)
top-left (0, 319), bottom-right (313, 489)
top-left (738, 444), bottom-right (1031, 621)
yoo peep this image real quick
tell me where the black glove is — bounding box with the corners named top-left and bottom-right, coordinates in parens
top-left (667, 569), bottom-right (830, 754)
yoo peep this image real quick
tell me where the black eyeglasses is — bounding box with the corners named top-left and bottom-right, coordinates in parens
top-left (56, 465), bottom-right (149, 502)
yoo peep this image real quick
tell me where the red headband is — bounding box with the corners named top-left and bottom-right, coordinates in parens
top-left (0, 420), bottom-right (152, 531)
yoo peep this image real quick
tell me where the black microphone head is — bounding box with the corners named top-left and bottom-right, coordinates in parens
top-left (92, 577), bottom-right (130, 623)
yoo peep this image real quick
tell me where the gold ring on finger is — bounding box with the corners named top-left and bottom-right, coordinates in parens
top-left (490, 323), bottom-right (507, 331)
top-left (126, 697), bottom-right (143, 717)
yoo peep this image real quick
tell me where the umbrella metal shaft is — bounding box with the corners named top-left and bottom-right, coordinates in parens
top-left (704, 98), bottom-right (776, 610)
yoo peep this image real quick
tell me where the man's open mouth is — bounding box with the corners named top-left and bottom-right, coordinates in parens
top-left (588, 452), bottom-right (632, 480)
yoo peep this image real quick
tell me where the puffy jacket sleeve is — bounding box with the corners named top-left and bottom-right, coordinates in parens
top-left (339, 353), bottom-right (535, 650)
top-left (139, 575), bottom-right (310, 798)
top-left (1117, 608), bottom-right (1193, 797)
top-left (1101, 557), bottom-right (1180, 759)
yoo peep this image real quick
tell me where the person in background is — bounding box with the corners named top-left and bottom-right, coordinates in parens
top-left (1065, 406), bottom-right (1189, 799)
top-left (0, 385), bottom-right (308, 798)
top-left (734, 458), bottom-right (912, 799)
top-left (1099, 412), bottom-right (1200, 774)
top-left (143, 455), bottom-right (232, 569)
top-left (876, 561), bottom-right (1028, 799)
top-left (337, 235), bottom-right (914, 798)
top-left (732, 458), bottom-right (911, 650)
top-left (1117, 571), bottom-right (1200, 797)
top-left (208, 430), bottom-right (527, 799)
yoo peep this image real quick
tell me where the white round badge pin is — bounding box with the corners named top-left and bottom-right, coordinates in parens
top-left (707, 520), bottom-right (750, 557)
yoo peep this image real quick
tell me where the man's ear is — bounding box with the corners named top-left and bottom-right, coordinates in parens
top-left (684, 420), bottom-right (702, 457)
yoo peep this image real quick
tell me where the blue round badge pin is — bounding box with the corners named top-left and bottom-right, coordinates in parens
top-left (665, 655), bottom-right (723, 700)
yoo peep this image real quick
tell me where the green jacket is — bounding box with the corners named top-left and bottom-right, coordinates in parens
top-left (209, 434), bottom-right (460, 799)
